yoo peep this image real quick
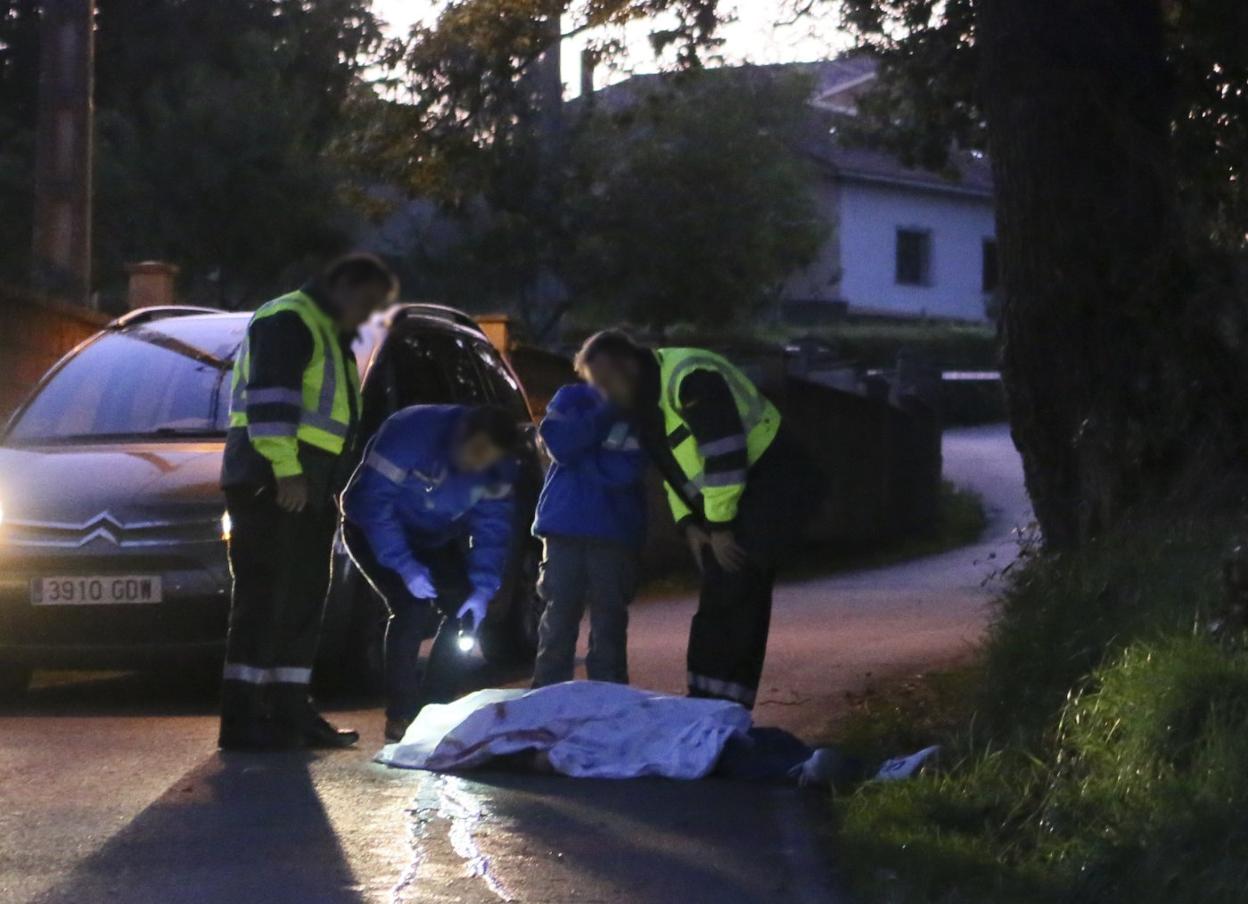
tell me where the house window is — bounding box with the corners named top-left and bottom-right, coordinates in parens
top-left (895, 228), bottom-right (931, 286)
top-left (982, 239), bottom-right (1000, 293)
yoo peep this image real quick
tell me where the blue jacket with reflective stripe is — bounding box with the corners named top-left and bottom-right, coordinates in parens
top-left (342, 405), bottom-right (517, 597)
top-left (532, 384), bottom-right (646, 546)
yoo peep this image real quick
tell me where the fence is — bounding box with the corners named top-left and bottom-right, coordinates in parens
top-left (507, 342), bottom-right (944, 571)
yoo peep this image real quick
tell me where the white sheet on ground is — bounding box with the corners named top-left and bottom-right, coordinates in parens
top-left (375, 681), bottom-right (754, 780)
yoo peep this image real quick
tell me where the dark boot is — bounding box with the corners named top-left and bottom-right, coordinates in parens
top-left (218, 680), bottom-right (273, 751)
top-left (305, 710), bottom-right (360, 749)
top-left (271, 685), bottom-right (359, 750)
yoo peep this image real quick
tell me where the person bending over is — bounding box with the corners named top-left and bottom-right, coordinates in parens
top-left (342, 404), bottom-right (521, 742)
top-left (573, 331), bottom-right (822, 711)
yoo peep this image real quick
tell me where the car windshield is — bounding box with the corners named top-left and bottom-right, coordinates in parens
top-left (6, 318), bottom-right (245, 443)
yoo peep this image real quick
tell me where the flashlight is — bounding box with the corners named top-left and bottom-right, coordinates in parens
top-left (456, 614), bottom-right (478, 654)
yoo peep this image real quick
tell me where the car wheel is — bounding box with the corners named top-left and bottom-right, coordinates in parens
top-left (0, 664), bottom-right (32, 700)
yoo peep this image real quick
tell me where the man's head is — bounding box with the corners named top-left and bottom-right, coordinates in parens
top-left (318, 252), bottom-right (398, 331)
top-left (452, 405), bottom-right (522, 473)
top-left (574, 330), bottom-right (650, 408)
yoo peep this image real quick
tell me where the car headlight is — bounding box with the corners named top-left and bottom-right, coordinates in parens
top-left (220, 511), bottom-right (232, 542)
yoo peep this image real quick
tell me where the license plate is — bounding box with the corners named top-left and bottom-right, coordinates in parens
top-left (31, 575), bottom-right (163, 606)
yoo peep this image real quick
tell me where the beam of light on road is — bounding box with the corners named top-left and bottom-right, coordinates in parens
top-left (396, 775), bottom-right (515, 903)
top-left (440, 777), bottom-right (515, 902)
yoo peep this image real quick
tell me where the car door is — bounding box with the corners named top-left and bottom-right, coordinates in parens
top-left (357, 327), bottom-right (490, 436)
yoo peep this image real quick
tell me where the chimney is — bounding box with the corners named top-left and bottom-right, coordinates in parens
top-left (125, 261), bottom-right (180, 310)
top-left (581, 48), bottom-right (598, 100)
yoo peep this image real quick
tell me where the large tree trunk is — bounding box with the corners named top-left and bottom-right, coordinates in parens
top-left (977, 0), bottom-right (1183, 548)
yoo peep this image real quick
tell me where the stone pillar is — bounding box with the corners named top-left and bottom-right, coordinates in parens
top-left (31, 0), bottom-right (95, 307)
top-left (475, 314), bottom-right (513, 356)
top-left (125, 261), bottom-right (180, 310)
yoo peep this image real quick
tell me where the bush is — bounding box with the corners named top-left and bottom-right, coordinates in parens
top-left (978, 514), bottom-right (1223, 744)
top-left (801, 321), bottom-right (999, 371)
top-left (835, 510), bottom-right (1248, 904)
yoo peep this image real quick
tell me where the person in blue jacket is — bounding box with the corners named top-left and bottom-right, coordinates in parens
top-left (531, 383), bottom-right (647, 687)
top-left (342, 404), bottom-right (521, 741)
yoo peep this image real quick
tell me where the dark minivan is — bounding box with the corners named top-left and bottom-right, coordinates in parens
top-left (0, 304), bottom-right (544, 696)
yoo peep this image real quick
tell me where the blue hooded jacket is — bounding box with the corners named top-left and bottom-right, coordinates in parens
top-left (532, 384), bottom-right (646, 546)
top-left (342, 405), bottom-right (516, 598)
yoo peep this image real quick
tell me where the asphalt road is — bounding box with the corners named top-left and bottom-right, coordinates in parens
top-left (0, 424), bottom-right (1027, 904)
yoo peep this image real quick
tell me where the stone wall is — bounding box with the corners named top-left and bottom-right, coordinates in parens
top-left (0, 290), bottom-right (108, 422)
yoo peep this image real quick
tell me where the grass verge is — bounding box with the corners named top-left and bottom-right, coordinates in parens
top-left (832, 507), bottom-right (1248, 904)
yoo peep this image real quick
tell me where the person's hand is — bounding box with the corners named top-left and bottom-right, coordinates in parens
top-left (275, 475), bottom-right (308, 513)
top-left (456, 591), bottom-right (492, 630)
top-left (685, 525), bottom-right (711, 572)
top-left (708, 530), bottom-right (748, 573)
top-left (404, 568), bottom-right (436, 600)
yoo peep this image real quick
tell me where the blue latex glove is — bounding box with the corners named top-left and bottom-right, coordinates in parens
top-left (403, 566), bottom-right (436, 601)
top-left (456, 590), bottom-right (491, 630)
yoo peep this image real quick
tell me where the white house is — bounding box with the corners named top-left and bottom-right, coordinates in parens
top-left (782, 57), bottom-right (998, 322)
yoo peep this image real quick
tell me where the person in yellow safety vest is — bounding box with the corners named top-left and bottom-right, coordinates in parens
top-left (574, 331), bottom-right (822, 710)
top-left (218, 253), bottom-right (397, 752)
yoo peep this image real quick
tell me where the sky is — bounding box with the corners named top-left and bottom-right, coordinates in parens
top-left (372, 1), bottom-right (851, 96)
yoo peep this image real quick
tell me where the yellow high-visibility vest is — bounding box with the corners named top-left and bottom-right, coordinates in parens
top-left (655, 347), bottom-right (780, 525)
top-left (228, 290), bottom-right (360, 477)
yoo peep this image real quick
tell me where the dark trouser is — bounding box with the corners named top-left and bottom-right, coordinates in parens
top-left (687, 429), bottom-right (822, 709)
top-left (715, 727), bottom-right (813, 782)
top-left (344, 524), bottom-right (471, 724)
top-left (532, 535), bottom-right (639, 687)
top-left (222, 485), bottom-right (336, 730)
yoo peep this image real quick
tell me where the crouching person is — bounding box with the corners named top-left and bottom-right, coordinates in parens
top-left (531, 384), bottom-right (646, 688)
top-left (342, 405), bottom-right (520, 742)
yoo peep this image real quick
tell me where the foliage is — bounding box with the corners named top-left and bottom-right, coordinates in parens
top-left (0, 0), bottom-right (40, 286)
top-left (562, 70), bottom-right (826, 326)
top-left (837, 0), bottom-right (982, 177)
top-left (0, 0), bottom-right (385, 303)
top-left (378, 6), bottom-right (825, 335)
top-left (791, 320), bottom-right (997, 370)
top-left (386, 0), bottom-right (730, 204)
top-left (835, 506), bottom-right (1248, 903)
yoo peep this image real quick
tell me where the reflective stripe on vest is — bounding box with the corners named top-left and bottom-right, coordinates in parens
top-left (655, 347), bottom-right (780, 507)
top-left (228, 291), bottom-right (358, 454)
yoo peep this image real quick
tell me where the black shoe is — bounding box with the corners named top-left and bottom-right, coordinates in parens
top-left (384, 718), bottom-right (410, 743)
top-left (304, 712), bottom-right (359, 749)
top-left (269, 685), bottom-right (358, 750)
